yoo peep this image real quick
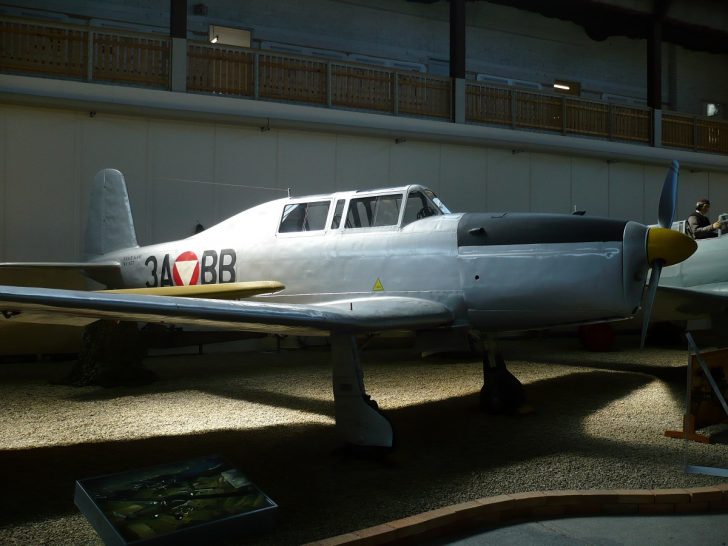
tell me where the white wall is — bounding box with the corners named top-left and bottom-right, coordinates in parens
top-left (3, 103), bottom-right (727, 261)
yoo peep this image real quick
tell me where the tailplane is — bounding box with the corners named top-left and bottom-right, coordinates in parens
top-left (84, 169), bottom-right (139, 259)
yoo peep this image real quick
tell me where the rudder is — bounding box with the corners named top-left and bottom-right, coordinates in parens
top-left (84, 169), bottom-right (139, 259)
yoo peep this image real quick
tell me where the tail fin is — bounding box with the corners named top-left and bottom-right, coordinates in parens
top-left (84, 169), bottom-right (139, 259)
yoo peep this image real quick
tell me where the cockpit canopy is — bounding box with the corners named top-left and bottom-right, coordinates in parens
top-left (277, 185), bottom-right (450, 234)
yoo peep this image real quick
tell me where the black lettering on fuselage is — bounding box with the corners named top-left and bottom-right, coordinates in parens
top-left (201, 250), bottom-right (217, 284)
top-left (160, 254), bottom-right (173, 286)
top-left (145, 256), bottom-right (158, 287)
top-left (220, 249), bottom-right (236, 283)
top-left (145, 250), bottom-right (237, 287)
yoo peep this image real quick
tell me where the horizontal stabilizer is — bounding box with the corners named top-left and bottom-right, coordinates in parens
top-left (0, 261), bottom-right (122, 288)
top-left (102, 281), bottom-right (284, 300)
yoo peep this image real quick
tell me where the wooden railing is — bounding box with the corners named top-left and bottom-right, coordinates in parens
top-left (92, 32), bottom-right (169, 87)
top-left (0, 19), bottom-right (88, 78)
top-left (0, 18), bottom-right (169, 88)
top-left (466, 82), bottom-right (652, 143)
top-left (663, 112), bottom-right (728, 154)
top-left (331, 64), bottom-right (393, 112)
top-left (398, 73), bottom-right (450, 119)
top-left (2, 16), bottom-right (728, 155)
top-left (187, 44), bottom-right (254, 96)
top-left (186, 42), bottom-right (451, 119)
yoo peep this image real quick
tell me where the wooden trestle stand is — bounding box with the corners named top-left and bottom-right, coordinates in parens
top-left (665, 334), bottom-right (728, 444)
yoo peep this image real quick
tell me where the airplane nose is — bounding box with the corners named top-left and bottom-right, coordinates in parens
top-left (646, 226), bottom-right (697, 266)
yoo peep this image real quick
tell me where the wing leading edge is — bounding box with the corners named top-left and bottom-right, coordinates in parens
top-left (654, 285), bottom-right (728, 319)
top-left (0, 285), bottom-right (454, 335)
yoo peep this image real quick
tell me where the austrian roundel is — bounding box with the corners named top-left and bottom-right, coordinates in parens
top-left (172, 251), bottom-right (200, 286)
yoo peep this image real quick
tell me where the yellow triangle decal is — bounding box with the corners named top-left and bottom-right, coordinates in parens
top-left (373, 278), bottom-right (384, 292)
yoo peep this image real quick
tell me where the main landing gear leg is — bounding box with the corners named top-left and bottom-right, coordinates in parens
top-left (63, 320), bottom-right (155, 387)
top-left (331, 334), bottom-right (393, 451)
top-left (479, 335), bottom-right (527, 414)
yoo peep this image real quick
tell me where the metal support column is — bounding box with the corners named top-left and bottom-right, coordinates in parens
top-left (450, 0), bottom-right (466, 123)
top-left (170, 0), bottom-right (187, 92)
top-left (647, 2), bottom-right (667, 144)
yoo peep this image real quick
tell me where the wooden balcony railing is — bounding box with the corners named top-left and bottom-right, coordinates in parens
top-left (92, 32), bottom-right (169, 88)
top-left (0, 18), bottom-right (169, 88)
top-left (185, 42), bottom-right (451, 119)
top-left (663, 112), bottom-right (728, 154)
top-left (187, 44), bottom-right (254, 96)
top-left (398, 73), bottom-right (451, 119)
top-left (2, 16), bottom-right (728, 155)
top-left (331, 64), bottom-right (393, 112)
top-left (466, 82), bottom-right (652, 144)
top-left (564, 100), bottom-right (609, 137)
top-left (0, 19), bottom-right (88, 78)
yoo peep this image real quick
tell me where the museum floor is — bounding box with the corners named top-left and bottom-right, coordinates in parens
top-left (0, 335), bottom-right (727, 545)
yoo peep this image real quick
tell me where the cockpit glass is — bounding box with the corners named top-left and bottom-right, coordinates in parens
top-left (345, 194), bottom-right (402, 228)
top-left (279, 201), bottom-right (330, 232)
top-left (402, 189), bottom-right (449, 226)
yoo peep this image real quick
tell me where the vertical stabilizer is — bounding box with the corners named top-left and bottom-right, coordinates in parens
top-left (84, 169), bottom-right (139, 259)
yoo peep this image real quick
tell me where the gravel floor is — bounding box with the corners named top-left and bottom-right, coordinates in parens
top-left (0, 334), bottom-right (726, 545)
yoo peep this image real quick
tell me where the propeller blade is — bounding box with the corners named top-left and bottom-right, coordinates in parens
top-left (640, 260), bottom-right (663, 348)
top-left (658, 160), bottom-right (679, 228)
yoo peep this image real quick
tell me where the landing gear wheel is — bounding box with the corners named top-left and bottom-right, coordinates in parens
top-left (480, 352), bottom-right (525, 414)
top-left (578, 323), bottom-right (616, 352)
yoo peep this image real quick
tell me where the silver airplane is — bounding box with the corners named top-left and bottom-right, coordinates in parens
top-left (0, 161), bottom-right (696, 449)
top-left (646, 216), bottom-right (728, 335)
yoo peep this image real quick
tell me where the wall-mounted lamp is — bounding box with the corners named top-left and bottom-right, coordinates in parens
top-left (552, 79), bottom-right (581, 96)
top-left (208, 25), bottom-right (251, 47)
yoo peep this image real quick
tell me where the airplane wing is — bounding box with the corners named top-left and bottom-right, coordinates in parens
top-left (0, 261), bottom-right (123, 288)
top-left (654, 285), bottom-right (728, 320)
top-left (0, 285), bottom-right (454, 335)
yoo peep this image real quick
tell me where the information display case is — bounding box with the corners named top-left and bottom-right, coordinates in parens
top-left (75, 455), bottom-right (277, 545)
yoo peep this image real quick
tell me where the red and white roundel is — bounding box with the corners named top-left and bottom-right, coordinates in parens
top-left (172, 251), bottom-right (200, 286)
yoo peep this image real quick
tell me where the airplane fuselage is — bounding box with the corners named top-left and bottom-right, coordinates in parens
top-left (100, 185), bottom-right (650, 333)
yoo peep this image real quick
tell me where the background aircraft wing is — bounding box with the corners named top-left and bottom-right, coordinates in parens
top-left (654, 285), bottom-right (728, 320)
top-left (0, 285), bottom-right (454, 335)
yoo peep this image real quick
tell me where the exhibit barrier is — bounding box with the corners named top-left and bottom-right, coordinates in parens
top-left (1, 15), bottom-right (727, 153)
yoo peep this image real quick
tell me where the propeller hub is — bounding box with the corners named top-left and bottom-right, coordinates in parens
top-left (646, 227), bottom-right (697, 267)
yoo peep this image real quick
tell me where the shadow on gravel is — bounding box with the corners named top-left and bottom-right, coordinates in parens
top-left (2, 368), bottom-right (682, 545)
